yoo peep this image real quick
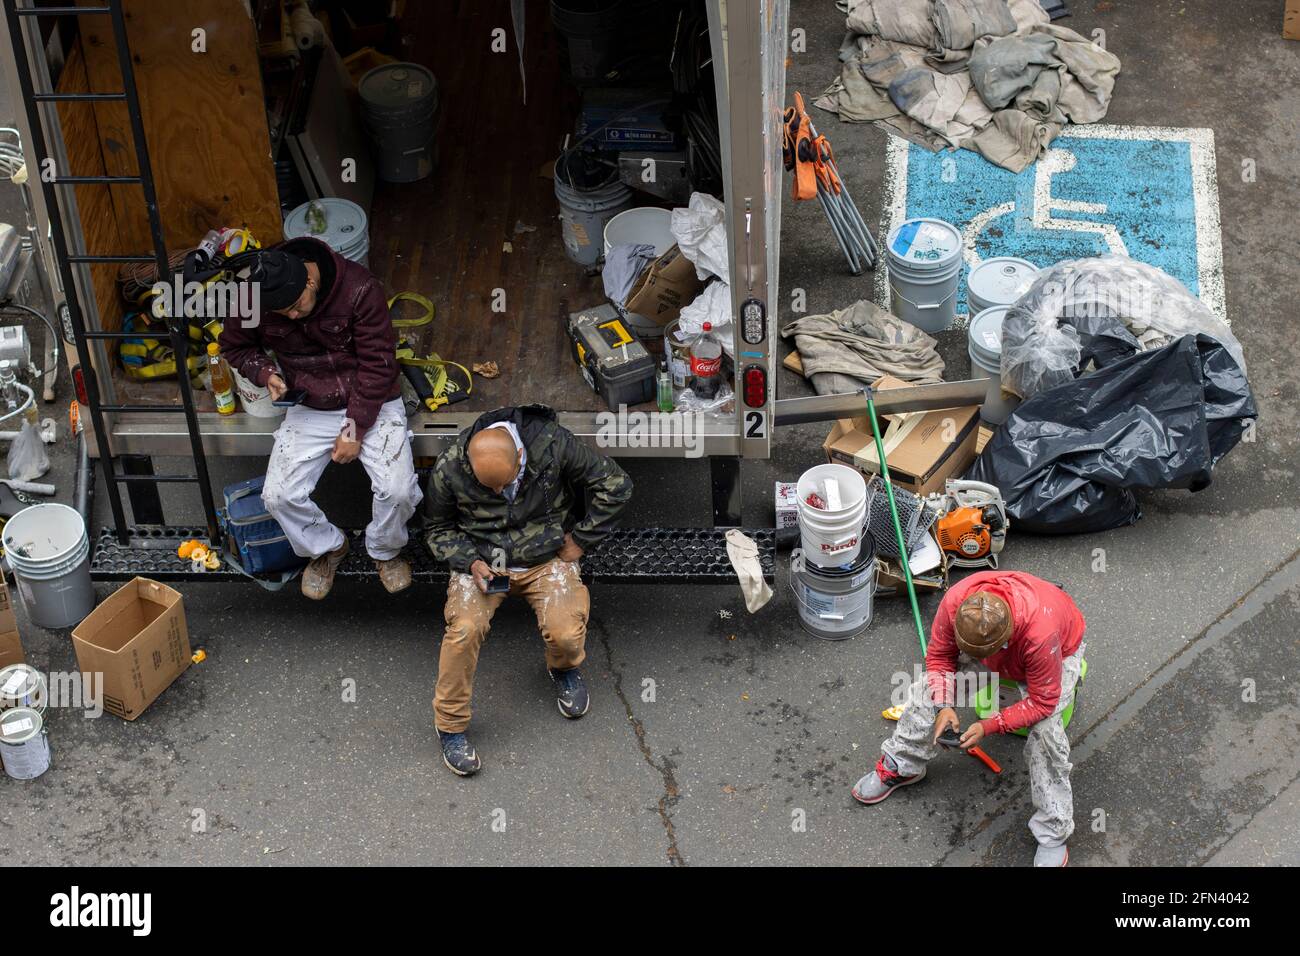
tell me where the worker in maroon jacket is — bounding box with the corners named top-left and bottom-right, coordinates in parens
top-left (852, 571), bottom-right (1086, 867)
top-left (220, 237), bottom-right (421, 600)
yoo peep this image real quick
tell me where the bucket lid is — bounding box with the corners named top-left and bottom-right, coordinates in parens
top-left (358, 63), bottom-right (438, 111)
top-left (2, 503), bottom-right (86, 565)
top-left (0, 706), bottom-right (42, 745)
top-left (968, 257), bottom-right (1038, 309)
top-left (0, 664), bottom-right (42, 703)
top-left (887, 218), bottom-right (961, 266)
top-left (283, 199), bottom-right (368, 254)
top-left (968, 306), bottom-right (1010, 367)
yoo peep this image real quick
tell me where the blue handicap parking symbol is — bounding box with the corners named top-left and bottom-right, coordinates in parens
top-left (884, 126), bottom-right (1224, 318)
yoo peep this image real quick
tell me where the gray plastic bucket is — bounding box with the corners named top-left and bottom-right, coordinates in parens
top-left (967, 256), bottom-right (1038, 316)
top-left (551, 0), bottom-right (624, 83)
top-left (790, 543), bottom-right (876, 641)
top-left (886, 218), bottom-right (963, 333)
top-left (968, 306), bottom-right (1020, 425)
top-left (284, 199), bottom-right (370, 267)
top-left (554, 155), bottom-right (633, 267)
top-left (359, 63), bottom-right (439, 184)
top-left (3, 503), bottom-right (94, 629)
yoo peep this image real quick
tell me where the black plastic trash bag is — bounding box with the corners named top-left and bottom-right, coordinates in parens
top-left (967, 334), bottom-right (1256, 534)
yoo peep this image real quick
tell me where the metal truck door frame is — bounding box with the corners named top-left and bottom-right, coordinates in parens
top-left (707, 0), bottom-right (787, 460)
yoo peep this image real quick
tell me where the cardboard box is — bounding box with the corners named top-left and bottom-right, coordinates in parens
top-left (622, 244), bottom-right (705, 328)
top-left (71, 578), bottom-right (191, 721)
top-left (1286, 0), bottom-right (1300, 40)
top-left (0, 576), bottom-right (23, 669)
top-left (822, 376), bottom-right (980, 498)
top-left (775, 482), bottom-right (800, 529)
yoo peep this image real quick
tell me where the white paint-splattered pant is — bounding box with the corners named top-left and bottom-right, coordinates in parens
top-left (261, 398), bottom-right (422, 561)
top-left (883, 646), bottom-right (1086, 848)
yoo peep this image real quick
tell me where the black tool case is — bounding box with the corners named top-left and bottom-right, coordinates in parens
top-left (567, 306), bottom-right (656, 408)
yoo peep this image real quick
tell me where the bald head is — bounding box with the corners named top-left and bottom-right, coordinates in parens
top-left (468, 428), bottom-right (522, 494)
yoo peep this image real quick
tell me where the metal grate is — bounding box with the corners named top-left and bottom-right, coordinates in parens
top-left (91, 526), bottom-right (775, 586)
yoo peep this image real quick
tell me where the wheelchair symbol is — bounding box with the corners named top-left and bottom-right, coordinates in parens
top-left (961, 148), bottom-right (1129, 269)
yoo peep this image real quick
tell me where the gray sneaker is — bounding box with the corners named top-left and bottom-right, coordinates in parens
top-left (851, 754), bottom-right (926, 805)
top-left (1034, 844), bottom-right (1069, 867)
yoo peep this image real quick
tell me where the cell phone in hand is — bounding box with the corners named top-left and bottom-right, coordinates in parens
top-left (937, 728), bottom-right (963, 748)
top-left (272, 388), bottom-right (308, 407)
top-left (485, 575), bottom-right (510, 594)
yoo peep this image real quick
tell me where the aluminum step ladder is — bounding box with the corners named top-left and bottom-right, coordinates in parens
top-left (4, 0), bottom-right (220, 545)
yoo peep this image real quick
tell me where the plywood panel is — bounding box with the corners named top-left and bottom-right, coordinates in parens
top-left (55, 38), bottom-right (125, 332)
top-left (77, 0), bottom-right (282, 252)
top-left (368, 0), bottom-right (613, 413)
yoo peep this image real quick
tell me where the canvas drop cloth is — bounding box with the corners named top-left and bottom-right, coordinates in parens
top-left (815, 0), bottom-right (1120, 172)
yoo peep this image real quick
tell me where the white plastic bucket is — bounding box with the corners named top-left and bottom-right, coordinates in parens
top-left (968, 306), bottom-right (1020, 425)
top-left (886, 218), bottom-right (963, 333)
top-left (967, 257), bottom-right (1038, 316)
top-left (232, 367), bottom-right (285, 418)
top-left (554, 155), bottom-right (633, 267)
top-left (603, 207), bottom-right (674, 258)
top-left (3, 503), bottom-right (95, 629)
top-left (796, 463), bottom-right (869, 568)
top-left (790, 544), bottom-right (876, 641)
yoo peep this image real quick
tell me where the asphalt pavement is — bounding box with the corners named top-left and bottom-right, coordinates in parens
top-left (1, 0), bottom-right (1297, 866)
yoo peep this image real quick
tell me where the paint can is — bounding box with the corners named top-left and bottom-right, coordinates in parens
top-left (554, 152), bottom-right (633, 267)
top-left (551, 0), bottom-right (624, 84)
top-left (3, 503), bottom-right (95, 629)
top-left (790, 541), bottom-right (877, 641)
top-left (968, 306), bottom-right (1020, 425)
top-left (796, 463), bottom-right (870, 569)
top-left (966, 257), bottom-right (1038, 316)
top-left (0, 663), bottom-right (46, 717)
top-left (0, 706), bottom-right (50, 780)
top-left (358, 62), bottom-right (439, 184)
top-left (886, 218), bottom-right (963, 333)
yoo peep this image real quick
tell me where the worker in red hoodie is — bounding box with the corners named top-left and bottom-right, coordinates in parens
top-left (220, 238), bottom-right (420, 600)
top-left (852, 571), bottom-right (1086, 867)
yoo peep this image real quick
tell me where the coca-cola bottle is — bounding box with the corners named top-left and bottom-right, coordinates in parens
top-left (690, 322), bottom-right (723, 399)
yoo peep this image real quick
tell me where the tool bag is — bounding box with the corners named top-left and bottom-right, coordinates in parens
top-left (219, 476), bottom-right (305, 576)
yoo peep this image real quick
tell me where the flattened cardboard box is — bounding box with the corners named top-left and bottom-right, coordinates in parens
top-left (823, 375), bottom-right (980, 498)
top-left (71, 577), bottom-right (191, 721)
top-left (0, 576), bottom-right (23, 669)
top-left (623, 244), bottom-right (704, 328)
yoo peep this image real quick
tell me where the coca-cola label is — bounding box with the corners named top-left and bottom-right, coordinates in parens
top-left (691, 355), bottom-right (722, 376)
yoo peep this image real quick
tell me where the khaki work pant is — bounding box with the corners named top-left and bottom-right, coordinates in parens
top-left (433, 559), bottom-right (589, 733)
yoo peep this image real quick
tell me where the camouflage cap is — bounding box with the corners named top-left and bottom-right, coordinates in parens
top-left (954, 591), bottom-right (1012, 658)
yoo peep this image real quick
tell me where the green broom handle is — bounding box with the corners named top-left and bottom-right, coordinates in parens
top-left (864, 387), bottom-right (928, 655)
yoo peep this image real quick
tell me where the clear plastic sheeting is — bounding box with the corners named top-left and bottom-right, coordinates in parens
top-left (1000, 255), bottom-right (1246, 401)
top-left (670, 192), bottom-right (728, 282)
top-left (969, 334), bottom-right (1257, 534)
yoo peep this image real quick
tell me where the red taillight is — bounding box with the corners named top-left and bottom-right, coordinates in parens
top-left (72, 365), bottom-right (90, 406)
top-left (743, 365), bottom-right (767, 408)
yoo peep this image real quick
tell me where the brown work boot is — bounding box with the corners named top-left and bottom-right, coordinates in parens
top-left (301, 538), bottom-right (350, 600)
top-left (375, 556), bottom-right (412, 594)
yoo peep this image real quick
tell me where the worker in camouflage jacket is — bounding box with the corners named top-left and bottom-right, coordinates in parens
top-left (424, 404), bottom-right (633, 776)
